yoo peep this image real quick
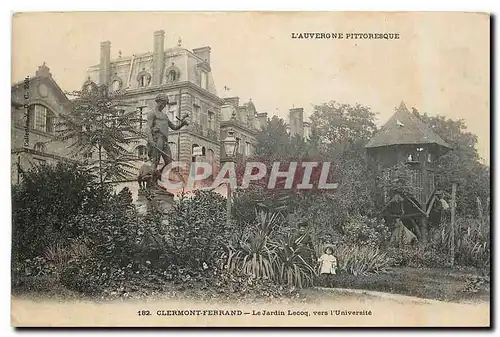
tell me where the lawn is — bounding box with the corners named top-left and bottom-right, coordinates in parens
top-left (330, 266), bottom-right (490, 303)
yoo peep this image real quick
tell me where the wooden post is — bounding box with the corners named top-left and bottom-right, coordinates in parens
top-left (450, 183), bottom-right (457, 266)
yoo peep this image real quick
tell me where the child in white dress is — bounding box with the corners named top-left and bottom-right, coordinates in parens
top-left (318, 246), bottom-right (338, 287)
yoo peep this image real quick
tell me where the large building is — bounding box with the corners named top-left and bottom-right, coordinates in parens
top-left (11, 63), bottom-right (79, 184)
top-left (85, 31), bottom-right (223, 178)
top-left (11, 30), bottom-right (311, 199)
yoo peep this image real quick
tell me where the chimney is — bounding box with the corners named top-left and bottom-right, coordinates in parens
top-left (223, 96), bottom-right (239, 108)
top-left (256, 112), bottom-right (268, 130)
top-left (193, 46), bottom-right (211, 64)
top-left (35, 62), bottom-right (52, 78)
top-left (289, 107), bottom-right (304, 137)
top-left (99, 41), bottom-right (111, 85)
top-left (152, 30), bottom-right (165, 85)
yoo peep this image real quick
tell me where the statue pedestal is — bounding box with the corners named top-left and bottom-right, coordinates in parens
top-left (136, 188), bottom-right (175, 215)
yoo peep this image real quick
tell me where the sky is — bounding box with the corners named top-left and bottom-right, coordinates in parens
top-left (11, 12), bottom-right (490, 164)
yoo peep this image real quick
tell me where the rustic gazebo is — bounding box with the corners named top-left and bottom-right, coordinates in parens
top-left (365, 101), bottom-right (452, 242)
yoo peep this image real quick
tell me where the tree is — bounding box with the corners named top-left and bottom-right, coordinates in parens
top-left (308, 101), bottom-right (379, 218)
top-left (418, 113), bottom-right (490, 217)
top-left (309, 101), bottom-right (377, 159)
top-left (234, 101), bottom-right (379, 240)
top-left (12, 162), bottom-right (111, 260)
top-left (56, 84), bottom-right (141, 185)
top-left (254, 115), bottom-right (314, 161)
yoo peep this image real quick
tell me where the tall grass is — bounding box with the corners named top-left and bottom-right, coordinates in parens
top-left (270, 234), bottom-right (316, 288)
top-left (316, 243), bottom-right (393, 276)
top-left (430, 216), bottom-right (490, 268)
top-left (226, 209), bottom-right (316, 288)
top-left (226, 230), bottom-right (276, 280)
top-left (44, 239), bottom-right (91, 268)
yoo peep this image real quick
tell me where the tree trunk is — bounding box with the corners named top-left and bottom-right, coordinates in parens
top-left (419, 216), bottom-right (428, 243)
top-left (410, 217), bottom-right (422, 239)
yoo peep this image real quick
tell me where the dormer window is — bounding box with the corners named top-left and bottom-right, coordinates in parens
top-left (169, 70), bottom-right (177, 82)
top-left (165, 64), bottom-right (181, 83)
top-left (112, 80), bottom-right (120, 91)
top-left (110, 76), bottom-right (123, 92)
top-left (139, 75), bottom-right (149, 87)
top-left (137, 70), bottom-right (151, 87)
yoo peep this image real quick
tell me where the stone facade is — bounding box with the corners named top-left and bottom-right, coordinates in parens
top-left (219, 97), bottom-right (261, 161)
top-left (84, 31), bottom-right (225, 195)
top-left (11, 63), bottom-right (78, 185)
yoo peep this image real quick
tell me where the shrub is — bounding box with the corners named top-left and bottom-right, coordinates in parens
top-left (226, 208), bottom-right (317, 289)
top-left (166, 190), bottom-right (229, 271)
top-left (212, 268), bottom-right (301, 299)
top-left (11, 256), bottom-right (58, 292)
top-left (386, 246), bottom-right (449, 268)
top-left (226, 209), bottom-right (283, 281)
top-left (271, 233), bottom-right (316, 288)
top-left (341, 214), bottom-right (390, 248)
top-left (12, 162), bottom-right (112, 260)
top-left (227, 231), bottom-right (276, 280)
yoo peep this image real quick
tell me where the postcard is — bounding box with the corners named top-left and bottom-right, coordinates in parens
top-left (11, 11), bottom-right (490, 327)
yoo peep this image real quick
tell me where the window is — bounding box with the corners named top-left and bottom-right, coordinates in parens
top-left (427, 153), bottom-right (432, 163)
top-left (193, 104), bottom-right (201, 124)
top-left (192, 144), bottom-right (201, 163)
top-left (30, 105), bottom-right (54, 133)
top-left (410, 170), bottom-right (420, 188)
top-left (168, 102), bottom-right (176, 121)
top-left (429, 171), bottom-right (435, 192)
top-left (200, 71), bottom-right (208, 90)
top-left (111, 80), bottom-right (121, 91)
top-left (136, 145), bottom-right (148, 160)
top-left (168, 142), bottom-right (178, 161)
top-left (246, 142), bottom-right (252, 156)
top-left (208, 111), bottom-right (214, 130)
top-left (34, 142), bottom-right (46, 153)
top-left (168, 70), bottom-right (177, 82)
top-left (83, 151), bottom-right (93, 162)
top-left (236, 137), bottom-right (241, 154)
top-left (207, 149), bottom-right (215, 178)
top-left (137, 71), bottom-right (151, 87)
top-left (136, 106), bottom-right (147, 130)
top-left (165, 64), bottom-right (180, 83)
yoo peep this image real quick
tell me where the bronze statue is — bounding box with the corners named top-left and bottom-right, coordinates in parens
top-left (143, 93), bottom-right (189, 188)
